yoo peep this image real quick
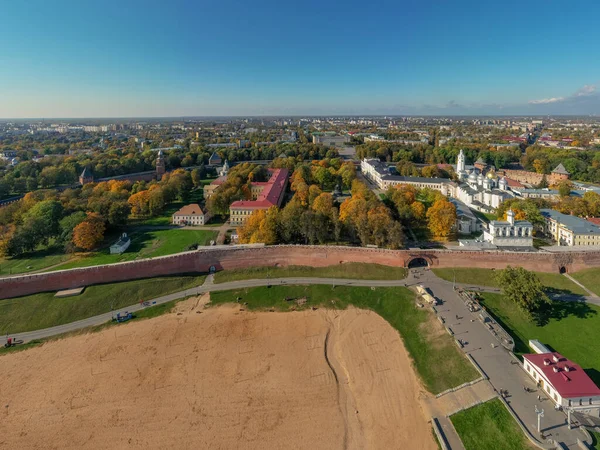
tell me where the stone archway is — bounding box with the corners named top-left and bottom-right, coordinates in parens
top-left (407, 257), bottom-right (429, 269)
top-left (209, 265), bottom-right (216, 274)
top-left (559, 266), bottom-right (567, 274)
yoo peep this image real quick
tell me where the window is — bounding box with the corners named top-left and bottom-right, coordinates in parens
top-left (554, 393), bottom-right (558, 402)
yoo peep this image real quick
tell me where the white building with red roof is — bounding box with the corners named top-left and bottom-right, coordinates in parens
top-left (172, 203), bottom-right (210, 226)
top-left (523, 352), bottom-right (600, 416)
top-left (230, 168), bottom-right (289, 226)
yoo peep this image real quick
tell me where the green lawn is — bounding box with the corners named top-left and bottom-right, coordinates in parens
top-left (51, 229), bottom-right (218, 270)
top-left (590, 431), bottom-right (600, 450)
top-left (0, 294), bottom-right (192, 356)
top-left (210, 285), bottom-right (478, 394)
top-left (213, 263), bottom-right (407, 284)
top-left (0, 248), bottom-right (72, 275)
top-left (479, 292), bottom-right (600, 384)
top-left (432, 268), bottom-right (587, 296)
top-left (571, 268), bottom-right (600, 297)
top-left (451, 398), bottom-right (532, 450)
top-left (0, 275), bottom-right (205, 334)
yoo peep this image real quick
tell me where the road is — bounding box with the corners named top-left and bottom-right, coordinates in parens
top-left (0, 276), bottom-right (411, 346)
top-left (1, 270), bottom-right (594, 448)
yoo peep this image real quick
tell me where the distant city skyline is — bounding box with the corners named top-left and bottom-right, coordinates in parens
top-left (1, 0), bottom-right (599, 118)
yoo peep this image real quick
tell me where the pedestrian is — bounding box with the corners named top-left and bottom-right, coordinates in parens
top-left (538, 395), bottom-right (541, 401)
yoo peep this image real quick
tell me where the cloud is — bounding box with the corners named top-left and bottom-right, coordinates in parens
top-left (529, 97), bottom-right (565, 105)
top-left (529, 84), bottom-right (596, 105)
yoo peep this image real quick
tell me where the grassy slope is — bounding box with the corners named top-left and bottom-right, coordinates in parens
top-left (213, 263), bottom-right (407, 284)
top-left (0, 250), bottom-right (71, 275)
top-left (571, 268), bottom-right (600, 297)
top-left (432, 268), bottom-right (587, 296)
top-left (210, 285), bottom-right (478, 394)
top-left (480, 292), bottom-right (600, 384)
top-left (0, 275), bottom-right (205, 334)
top-left (451, 398), bottom-right (532, 450)
top-left (52, 229), bottom-right (218, 270)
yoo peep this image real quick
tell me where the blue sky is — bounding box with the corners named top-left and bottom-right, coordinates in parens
top-left (1, 0), bottom-right (599, 117)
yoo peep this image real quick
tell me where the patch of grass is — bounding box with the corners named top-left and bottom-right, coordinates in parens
top-left (210, 285), bottom-right (478, 394)
top-left (213, 263), bottom-right (407, 284)
top-left (451, 398), bottom-right (532, 450)
top-left (590, 431), bottom-right (600, 450)
top-left (0, 246), bottom-right (72, 275)
top-left (479, 292), bottom-right (600, 385)
top-left (571, 268), bottom-right (600, 297)
top-left (0, 296), bottom-right (189, 356)
top-left (52, 229), bottom-right (218, 270)
top-left (0, 275), bottom-right (205, 334)
top-left (432, 268), bottom-right (587, 296)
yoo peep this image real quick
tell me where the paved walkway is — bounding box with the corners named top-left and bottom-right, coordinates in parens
top-left (417, 269), bottom-right (589, 449)
top-left (563, 273), bottom-right (598, 298)
top-left (0, 276), bottom-right (410, 345)
top-left (2, 270), bottom-right (596, 448)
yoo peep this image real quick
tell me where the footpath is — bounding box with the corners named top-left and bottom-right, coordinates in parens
top-left (417, 270), bottom-right (591, 449)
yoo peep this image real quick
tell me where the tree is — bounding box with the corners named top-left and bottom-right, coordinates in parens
top-left (426, 199), bottom-right (456, 237)
top-left (22, 200), bottom-right (64, 246)
top-left (495, 266), bottom-right (550, 323)
top-left (312, 192), bottom-right (334, 217)
top-left (73, 213), bottom-right (106, 250)
top-left (558, 180), bottom-right (573, 198)
top-left (237, 207), bottom-right (279, 244)
top-left (108, 201), bottom-right (131, 227)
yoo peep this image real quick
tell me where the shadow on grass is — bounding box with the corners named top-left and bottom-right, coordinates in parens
top-left (481, 297), bottom-right (597, 355)
top-left (536, 297), bottom-right (597, 327)
top-left (583, 368), bottom-right (600, 387)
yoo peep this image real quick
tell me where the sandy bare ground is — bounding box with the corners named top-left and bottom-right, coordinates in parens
top-left (0, 295), bottom-right (436, 450)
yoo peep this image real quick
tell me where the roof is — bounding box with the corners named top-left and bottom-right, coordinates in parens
top-left (504, 177), bottom-right (525, 188)
top-left (230, 168), bottom-right (289, 210)
top-left (173, 203), bottom-right (205, 216)
top-left (552, 163), bottom-right (570, 175)
top-left (541, 209), bottom-right (600, 235)
top-left (80, 167), bottom-right (90, 178)
top-left (475, 157), bottom-right (486, 165)
top-left (524, 352), bottom-right (600, 398)
top-left (382, 174), bottom-right (444, 184)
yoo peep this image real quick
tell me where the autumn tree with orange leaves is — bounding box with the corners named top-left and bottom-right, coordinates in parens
top-left (73, 213), bottom-right (106, 251)
top-left (426, 199), bottom-right (456, 238)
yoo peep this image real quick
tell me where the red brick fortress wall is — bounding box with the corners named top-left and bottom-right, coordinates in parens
top-left (1, 246), bottom-right (599, 300)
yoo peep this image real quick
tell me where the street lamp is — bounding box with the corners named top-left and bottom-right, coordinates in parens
top-left (535, 405), bottom-right (544, 433)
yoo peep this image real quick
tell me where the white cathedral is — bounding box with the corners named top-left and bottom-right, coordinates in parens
top-left (454, 149), bottom-right (514, 213)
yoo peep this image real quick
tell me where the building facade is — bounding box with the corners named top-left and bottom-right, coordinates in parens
top-left (361, 158), bottom-right (452, 194)
top-left (540, 209), bottom-right (600, 246)
top-left (483, 209), bottom-right (533, 247)
top-left (172, 203), bottom-right (210, 226)
top-left (109, 233), bottom-right (131, 254)
top-left (230, 168), bottom-right (289, 226)
top-left (523, 352), bottom-right (600, 416)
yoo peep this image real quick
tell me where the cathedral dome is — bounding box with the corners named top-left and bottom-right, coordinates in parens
top-left (486, 169), bottom-right (497, 179)
top-left (468, 172), bottom-right (477, 183)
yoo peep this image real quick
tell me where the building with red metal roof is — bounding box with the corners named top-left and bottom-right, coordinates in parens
top-left (230, 168), bottom-right (289, 225)
top-left (523, 352), bottom-right (600, 415)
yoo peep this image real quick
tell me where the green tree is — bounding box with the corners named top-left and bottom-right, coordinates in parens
top-left (494, 266), bottom-right (551, 323)
top-left (558, 180), bottom-right (573, 198)
top-left (108, 201), bottom-right (131, 227)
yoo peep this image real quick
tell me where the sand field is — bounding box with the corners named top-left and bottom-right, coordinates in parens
top-left (0, 295), bottom-right (436, 449)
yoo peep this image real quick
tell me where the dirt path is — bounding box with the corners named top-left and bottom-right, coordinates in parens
top-left (0, 298), bottom-right (437, 450)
